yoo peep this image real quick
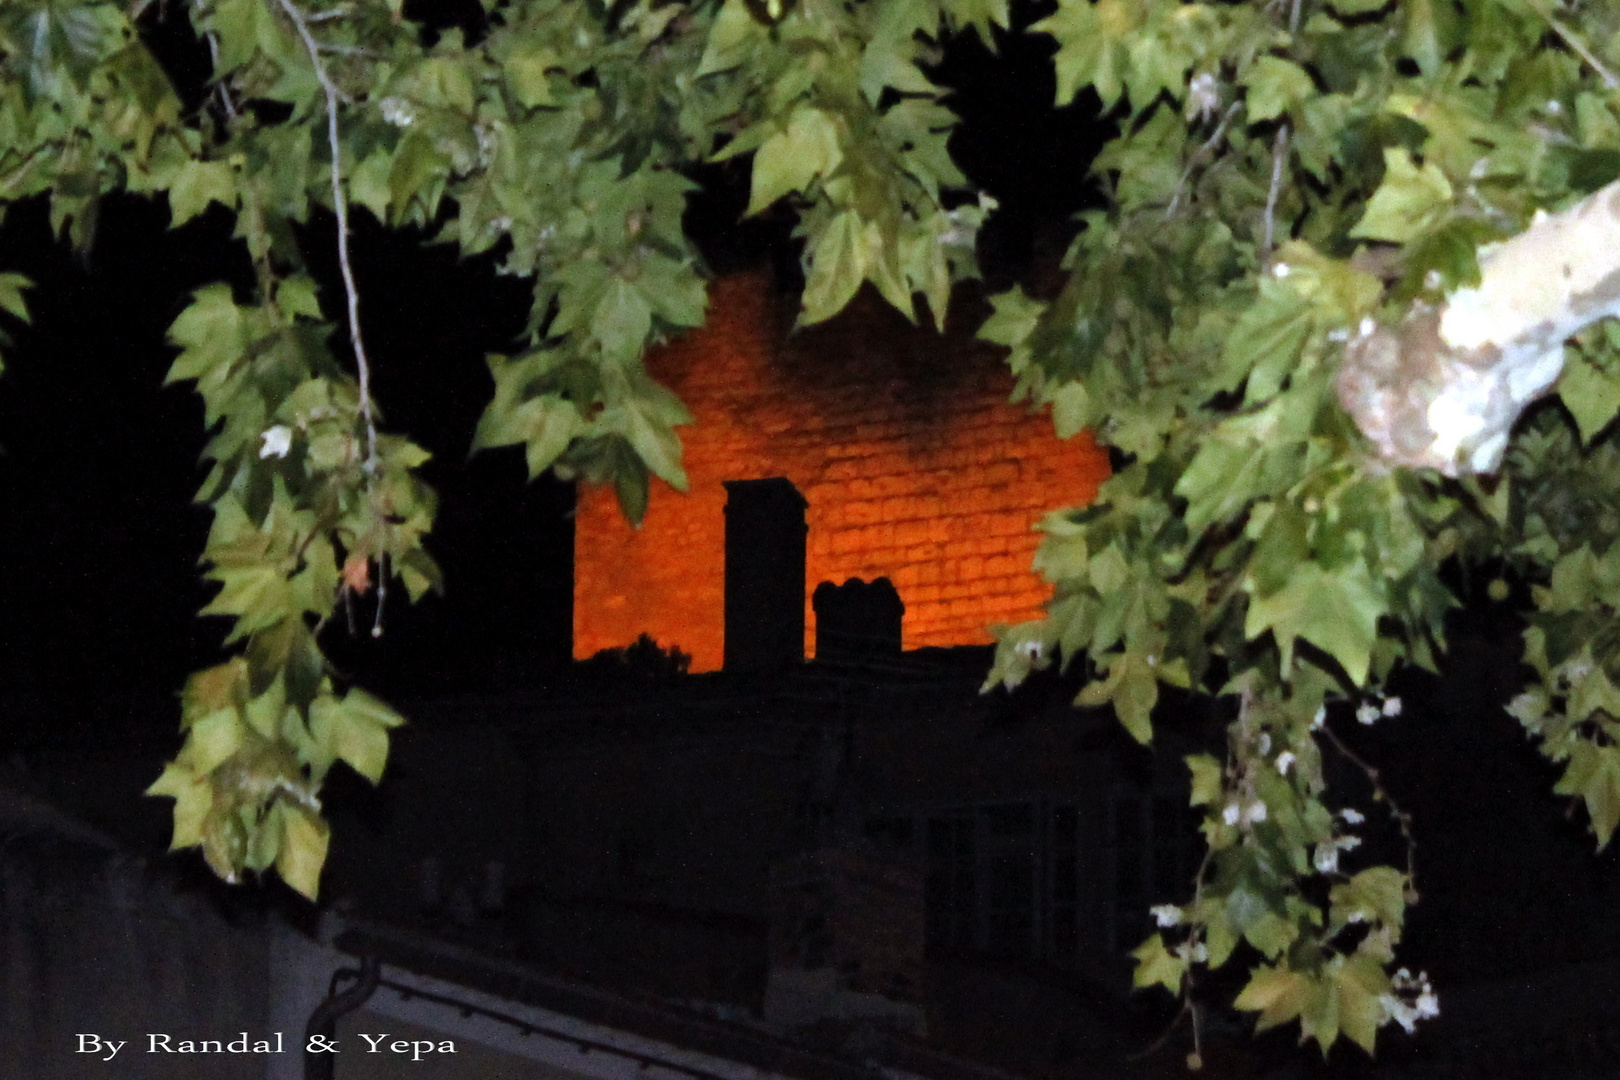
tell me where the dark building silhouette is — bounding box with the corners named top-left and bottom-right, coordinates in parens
top-left (813, 578), bottom-right (905, 663)
top-left (724, 478), bottom-right (809, 672)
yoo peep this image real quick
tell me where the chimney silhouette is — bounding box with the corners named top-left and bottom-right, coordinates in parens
top-left (723, 478), bottom-right (808, 672)
top-left (812, 577), bottom-right (904, 663)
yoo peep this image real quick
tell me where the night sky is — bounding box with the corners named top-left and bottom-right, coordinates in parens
top-left (0, 1), bottom-right (1105, 751)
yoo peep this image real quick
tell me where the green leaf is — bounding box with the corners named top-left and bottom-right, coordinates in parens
top-left (748, 108), bottom-right (844, 216)
top-left (800, 211), bottom-right (868, 325)
top-left (178, 709), bottom-right (245, 775)
top-left (1330, 866), bottom-right (1408, 931)
top-left (1243, 911), bottom-right (1299, 959)
top-left (1568, 661), bottom-right (1620, 725)
top-left (1301, 970), bottom-right (1341, 1052)
top-left (166, 284), bottom-right (248, 385)
top-left (0, 272), bottom-right (33, 323)
top-left (1131, 933), bottom-right (1188, 995)
top-left (168, 159), bottom-right (237, 227)
top-left (1219, 277), bottom-right (1315, 401)
top-left (1559, 351), bottom-right (1620, 445)
top-left (1050, 382), bottom-right (1091, 439)
top-left (332, 701), bottom-right (391, 784)
top-left (1328, 0), bottom-right (1389, 13)
top-left (1243, 57), bottom-right (1314, 124)
top-left (593, 278), bottom-right (654, 366)
top-left (698, 0), bottom-right (767, 76)
top-left (1245, 559), bottom-right (1385, 685)
top-left (1187, 754), bottom-right (1224, 806)
top-left (504, 43), bottom-right (558, 109)
top-left (276, 805), bottom-right (329, 900)
top-left (1402, 0), bottom-right (1462, 76)
top-left (389, 131), bottom-right (451, 223)
top-left (1349, 148), bottom-right (1453, 244)
top-left (1076, 650), bottom-right (1157, 744)
top-left (1234, 964), bottom-right (1311, 1033)
top-left (146, 764), bottom-right (213, 850)
top-left (1036, 0), bottom-right (1133, 109)
top-left (1335, 954), bottom-right (1390, 1055)
top-left (614, 391), bottom-right (690, 491)
top-left (1556, 741), bottom-right (1620, 847)
top-left (0, 0), bottom-right (123, 99)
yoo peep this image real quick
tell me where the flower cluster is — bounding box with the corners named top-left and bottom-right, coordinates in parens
top-left (1380, 969), bottom-right (1440, 1033)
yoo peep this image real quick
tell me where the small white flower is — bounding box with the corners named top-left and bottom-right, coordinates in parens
top-left (1382, 697), bottom-right (1403, 718)
top-left (378, 97), bottom-right (416, 128)
top-left (1273, 262), bottom-right (1291, 278)
top-left (1381, 994), bottom-right (1417, 1033)
top-left (1327, 327), bottom-right (1350, 343)
top-left (1313, 844), bottom-right (1340, 874)
top-left (1546, 99), bottom-right (1563, 115)
top-left (1357, 317), bottom-right (1376, 338)
top-left (1356, 702), bottom-right (1381, 725)
top-left (1223, 802), bottom-right (1242, 826)
top-left (1258, 733), bottom-right (1272, 755)
top-left (1337, 834), bottom-right (1362, 852)
top-left (1341, 807), bottom-right (1365, 825)
top-left (259, 425), bottom-right (293, 459)
top-left (1242, 800), bottom-right (1268, 825)
top-left (1185, 71), bottom-right (1220, 123)
top-left (474, 124), bottom-right (499, 168)
top-left (1151, 904), bottom-right (1183, 928)
top-left (1380, 971), bottom-right (1438, 1032)
top-left (1312, 706), bottom-right (1326, 729)
top-left (1172, 939), bottom-right (1209, 963)
top-left (1276, 751), bottom-right (1296, 776)
top-left (1424, 269), bottom-right (1443, 290)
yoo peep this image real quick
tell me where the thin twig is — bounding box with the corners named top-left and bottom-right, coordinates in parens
top-left (1167, 102), bottom-right (1242, 218)
top-left (371, 553), bottom-right (387, 638)
top-left (1319, 720), bottom-right (1420, 901)
top-left (273, 0), bottom-right (379, 474)
top-left (1533, 2), bottom-right (1620, 89)
top-left (205, 33), bottom-right (239, 121)
top-left (317, 42), bottom-right (383, 58)
top-left (306, 3), bottom-right (356, 20)
top-left (1127, 1000), bottom-right (1193, 1063)
top-left (275, 0), bottom-right (388, 635)
top-left (1262, 123), bottom-right (1290, 255)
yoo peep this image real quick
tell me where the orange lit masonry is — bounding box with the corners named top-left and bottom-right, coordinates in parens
top-left (574, 269), bottom-right (1111, 672)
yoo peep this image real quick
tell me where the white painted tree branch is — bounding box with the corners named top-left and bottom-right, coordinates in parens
top-left (1337, 178), bottom-right (1620, 476)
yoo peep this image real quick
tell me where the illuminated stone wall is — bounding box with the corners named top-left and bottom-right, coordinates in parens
top-left (574, 270), bottom-right (1109, 672)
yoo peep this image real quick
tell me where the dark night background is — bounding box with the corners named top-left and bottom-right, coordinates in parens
top-left (0, 0), bottom-right (1102, 749)
top-left (7, 6), bottom-right (1620, 1078)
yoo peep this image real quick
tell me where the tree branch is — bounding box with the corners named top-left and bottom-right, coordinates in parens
top-left (275, 0), bottom-right (388, 636)
top-left (1530, 0), bottom-right (1620, 89)
top-left (1167, 102), bottom-right (1242, 219)
top-left (1319, 719), bottom-right (1419, 900)
top-left (273, 0), bottom-right (379, 477)
top-left (1262, 123), bottom-right (1290, 255)
top-left (1338, 178), bottom-right (1620, 475)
